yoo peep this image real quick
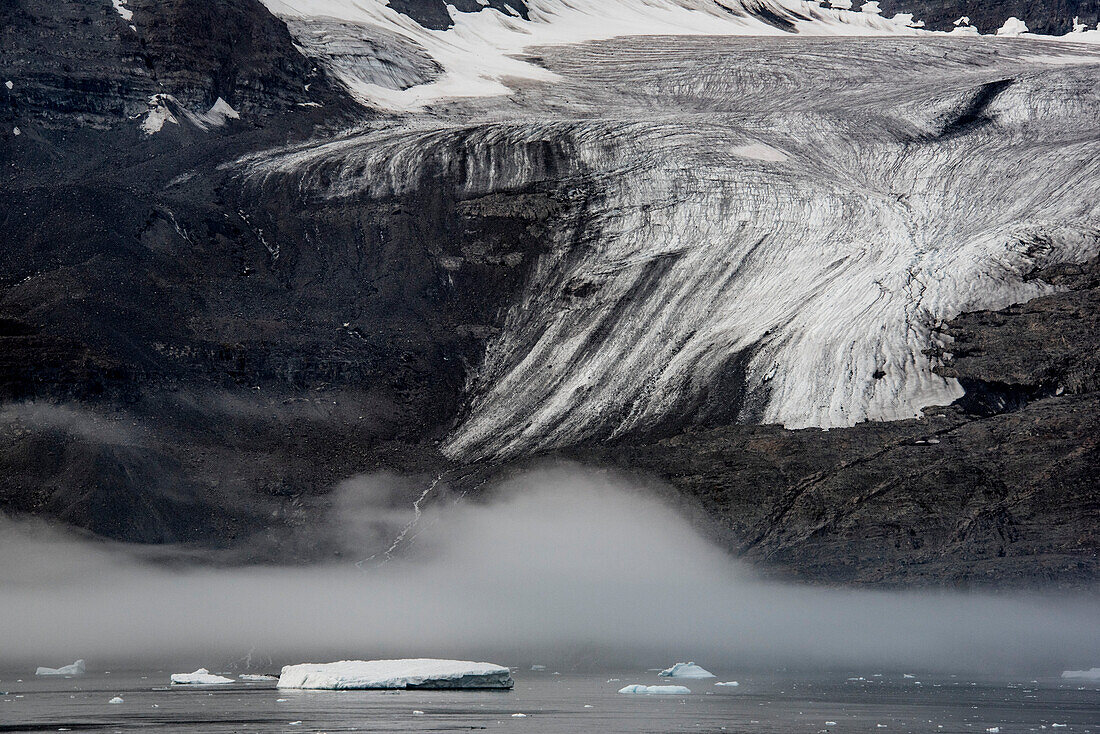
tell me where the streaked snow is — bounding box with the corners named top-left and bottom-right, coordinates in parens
top-left (237, 34), bottom-right (1100, 461)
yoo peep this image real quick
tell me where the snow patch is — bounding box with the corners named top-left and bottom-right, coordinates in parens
top-left (277, 659), bottom-right (514, 689)
top-left (731, 143), bottom-right (788, 162)
top-left (111, 0), bottom-right (133, 22)
top-left (170, 668), bottom-right (234, 685)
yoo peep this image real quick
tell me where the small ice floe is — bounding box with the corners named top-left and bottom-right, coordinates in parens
top-left (658, 662), bottom-right (715, 679)
top-left (826, 722), bottom-right (838, 726)
top-left (276, 659), bottom-right (514, 690)
top-left (530, 665), bottom-right (546, 671)
top-left (618, 684), bottom-right (691, 695)
top-left (715, 681), bottom-right (739, 687)
top-left (239, 674), bottom-right (278, 681)
top-left (171, 669), bottom-right (234, 685)
top-left (36, 660), bottom-right (85, 676)
top-left (412, 710), bottom-right (425, 715)
top-left (511, 713), bottom-right (527, 717)
top-left (1062, 667), bottom-right (1100, 680)
top-left (4, 81), bottom-right (11, 90)
top-left (108, 696), bottom-right (124, 704)
top-left (986, 728), bottom-right (1000, 733)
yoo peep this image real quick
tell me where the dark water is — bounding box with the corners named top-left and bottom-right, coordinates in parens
top-left (1, 670), bottom-right (1097, 733)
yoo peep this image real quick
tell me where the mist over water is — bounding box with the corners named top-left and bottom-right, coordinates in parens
top-left (1, 465), bottom-right (1097, 675)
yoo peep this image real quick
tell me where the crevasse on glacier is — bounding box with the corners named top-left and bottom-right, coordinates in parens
top-left (242, 6), bottom-right (1100, 462)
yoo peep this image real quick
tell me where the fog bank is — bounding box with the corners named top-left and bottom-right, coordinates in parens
top-left (1, 466), bottom-right (1097, 674)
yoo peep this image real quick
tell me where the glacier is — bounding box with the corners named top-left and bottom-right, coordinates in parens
top-left (237, 29), bottom-right (1100, 461)
top-left (276, 659), bottom-right (515, 689)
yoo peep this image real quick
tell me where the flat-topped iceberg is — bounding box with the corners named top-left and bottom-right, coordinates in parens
top-left (658, 662), bottom-right (715, 679)
top-left (171, 668), bottom-right (234, 685)
top-left (277, 659), bottom-right (514, 690)
top-left (1061, 668), bottom-right (1100, 680)
top-left (619, 684), bottom-right (691, 694)
top-left (36, 660), bottom-right (85, 676)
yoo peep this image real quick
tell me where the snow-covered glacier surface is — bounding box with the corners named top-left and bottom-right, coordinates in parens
top-left (277, 659), bottom-right (514, 689)
top-left (261, 0), bottom-right (923, 110)
top-left (239, 34), bottom-right (1100, 460)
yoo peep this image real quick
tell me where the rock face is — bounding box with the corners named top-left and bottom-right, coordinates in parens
top-left (0, 0), bottom-right (1097, 586)
top-left (876, 1), bottom-right (1098, 36)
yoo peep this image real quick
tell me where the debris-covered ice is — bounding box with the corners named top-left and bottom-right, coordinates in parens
top-left (277, 659), bottom-right (514, 690)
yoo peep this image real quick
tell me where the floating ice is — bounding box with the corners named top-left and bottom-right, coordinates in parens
top-left (108, 696), bottom-right (124, 704)
top-left (277, 659), bottom-right (514, 690)
top-left (715, 681), bottom-right (740, 687)
top-left (658, 662), bottom-right (715, 679)
top-left (1061, 668), bottom-right (1100, 680)
top-left (239, 673), bottom-right (279, 681)
top-left (619, 684), bottom-right (691, 694)
top-left (511, 713), bottom-right (528, 717)
top-left (4, 81), bottom-right (11, 90)
top-left (170, 668), bottom-right (234, 685)
top-left (36, 660), bottom-right (85, 676)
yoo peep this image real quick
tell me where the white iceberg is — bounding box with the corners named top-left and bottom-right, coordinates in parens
top-left (239, 673), bottom-right (279, 681)
top-left (1061, 668), bottom-right (1100, 680)
top-left (276, 659), bottom-right (514, 690)
top-left (36, 660), bottom-right (85, 676)
top-left (171, 668), bottom-right (234, 685)
top-left (619, 684), bottom-right (691, 694)
top-left (715, 680), bottom-right (740, 687)
top-left (108, 696), bottom-right (124, 704)
top-left (996, 17), bottom-right (1029, 37)
top-left (658, 662), bottom-right (715, 679)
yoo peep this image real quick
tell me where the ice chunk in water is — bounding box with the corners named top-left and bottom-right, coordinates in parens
top-left (171, 669), bottom-right (234, 685)
top-left (619, 684), bottom-right (691, 694)
top-left (277, 659), bottom-right (514, 690)
top-left (36, 660), bottom-right (85, 676)
top-left (658, 662), bottom-right (715, 679)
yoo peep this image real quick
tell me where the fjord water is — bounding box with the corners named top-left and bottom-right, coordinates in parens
top-left (2, 669), bottom-right (1098, 733)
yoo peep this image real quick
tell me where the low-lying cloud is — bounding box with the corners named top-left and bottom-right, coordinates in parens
top-left (1, 465), bottom-right (1097, 675)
